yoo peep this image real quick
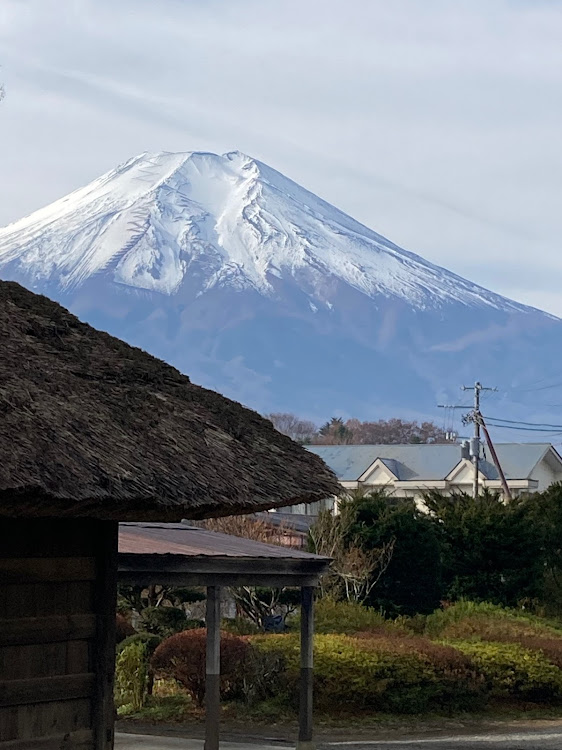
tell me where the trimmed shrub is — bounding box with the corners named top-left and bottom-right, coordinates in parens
top-left (295, 598), bottom-right (393, 636)
top-left (492, 635), bottom-right (562, 670)
top-left (151, 629), bottom-right (251, 706)
top-left (454, 640), bottom-right (562, 701)
top-left (118, 632), bottom-right (162, 656)
top-left (222, 617), bottom-right (261, 636)
top-left (140, 606), bottom-right (187, 638)
top-left (425, 600), bottom-right (562, 640)
top-left (252, 633), bottom-right (485, 713)
top-left (116, 640), bottom-right (149, 710)
top-left (116, 613), bottom-right (136, 643)
top-left (239, 643), bottom-right (286, 705)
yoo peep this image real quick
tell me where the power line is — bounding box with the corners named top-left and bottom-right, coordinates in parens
top-left (483, 416), bottom-right (562, 429)
top-left (484, 421), bottom-right (562, 435)
top-left (513, 381), bottom-right (562, 394)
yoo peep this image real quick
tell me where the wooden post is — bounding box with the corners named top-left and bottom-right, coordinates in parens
top-left (93, 521), bottom-right (119, 750)
top-left (297, 586), bottom-right (315, 750)
top-left (205, 585), bottom-right (221, 750)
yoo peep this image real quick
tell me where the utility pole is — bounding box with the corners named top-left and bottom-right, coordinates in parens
top-left (462, 382), bottom-right (496, 498)
top-left (479, 414), bottom-right (513, 502)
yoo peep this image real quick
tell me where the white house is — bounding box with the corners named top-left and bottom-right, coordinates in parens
top-left (303, 443), bottom-right (562, 507)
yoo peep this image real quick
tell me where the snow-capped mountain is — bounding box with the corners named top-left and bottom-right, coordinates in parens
top-left (0, 150), bottom-right (560, 424)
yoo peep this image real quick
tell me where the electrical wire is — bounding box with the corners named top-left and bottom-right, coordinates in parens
top-left (483, 415), bottom-right (562, 429)
top-left (484, 422), bottom-right (562, 436)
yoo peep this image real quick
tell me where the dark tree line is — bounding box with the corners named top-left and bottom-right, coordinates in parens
top-left (266, 413), bottom-right (450, 445)
top-left (308, 486), bottom-right (562, 617)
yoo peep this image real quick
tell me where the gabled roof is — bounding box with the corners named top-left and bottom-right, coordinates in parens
top-left (0, 282), bottom-right (339, 520)
top-left (307, 443), bottom-right (560, 483)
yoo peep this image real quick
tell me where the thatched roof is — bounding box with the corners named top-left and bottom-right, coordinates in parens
top-left (0, 282), bottom-right (338, 520)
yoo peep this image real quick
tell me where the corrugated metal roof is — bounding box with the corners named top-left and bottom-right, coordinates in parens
top-left (307, 443), bottom-right (556, 481)
top-left (119, 522), bottom-right (328, 561)
top-left (255, 512), bottom-right (318, 533)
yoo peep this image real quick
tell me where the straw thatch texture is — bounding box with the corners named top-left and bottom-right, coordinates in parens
top-left (0, 282), bottom-right (339, 520)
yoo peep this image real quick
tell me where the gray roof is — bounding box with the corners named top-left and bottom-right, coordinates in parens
top-left (119, 522), bottom-right (328, 561)
top-left (307, 443), bottom-right (560, 482)
top-left (255, 512), bottom-right (318, 533)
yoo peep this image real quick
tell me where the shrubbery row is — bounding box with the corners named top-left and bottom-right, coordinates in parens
top-left (116, 600), bottom-right (562, 714)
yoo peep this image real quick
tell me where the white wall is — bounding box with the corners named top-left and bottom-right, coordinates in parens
top-left (530, 459), bottom-right (560, 492)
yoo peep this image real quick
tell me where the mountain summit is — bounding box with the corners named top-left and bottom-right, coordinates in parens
top-left (0, 151), bottom-right (559, 422)
top-left (0, 150), bottom-right (536, 311)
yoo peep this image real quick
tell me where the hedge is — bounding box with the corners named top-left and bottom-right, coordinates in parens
top-left (453, 640), bottom-right (562, 701)
top-left (252, 633), bottom-right (485, 713)
top-left (151, 629), bottom-right (251, 706)
top-left (293, 598), bottom-right (397, 636)
top-left (424, 600), bottom-right (562, 640)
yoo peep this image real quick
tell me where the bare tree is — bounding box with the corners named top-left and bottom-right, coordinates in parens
top-left (309, 502), bottom-right (395, 603)
top-left (198, 514), bottom-right (297, 628)
top-left (312, 417), bottom-right (450, 445)
top-left (200, 513), bottom-right (288, 546)
top-left (265, 412), bottom-right (318, 444)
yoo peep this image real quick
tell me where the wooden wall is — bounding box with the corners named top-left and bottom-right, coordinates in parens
top-left (0, 518), bottom-right (118, 750)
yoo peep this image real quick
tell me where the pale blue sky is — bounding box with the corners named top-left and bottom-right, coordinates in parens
top-left (1, 0), bottom-right (561, 314)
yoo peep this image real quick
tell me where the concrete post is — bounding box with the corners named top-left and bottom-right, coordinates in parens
top-left (205, 585), bottom-right (221, 750)
top-left (297, 585), bottom-right (315, 750)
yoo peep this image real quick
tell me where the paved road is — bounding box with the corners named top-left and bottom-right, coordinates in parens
top-left (115, 733), bottom-right (290, 749)
top-left (321, 729), bottom-right (562, 749)
top-left (116, 730), bottom-right (562, 750)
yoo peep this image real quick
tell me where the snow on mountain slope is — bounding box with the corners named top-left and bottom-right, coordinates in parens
top-left (1, 150), bottom-right (560, 425)
top-left (0, 151), bottom-right (540, 314)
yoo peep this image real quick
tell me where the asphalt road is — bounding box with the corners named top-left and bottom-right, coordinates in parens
top-left (320, 729), bottom-right (562, 749)
top-left (117, 729), bottom-right (562, 749)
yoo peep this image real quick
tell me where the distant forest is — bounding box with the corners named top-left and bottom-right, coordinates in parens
top-left (266, 413), bottom-right (452, 445)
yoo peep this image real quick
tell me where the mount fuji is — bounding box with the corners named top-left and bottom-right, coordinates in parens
top-left (0, 150), bottom-right (560, 424)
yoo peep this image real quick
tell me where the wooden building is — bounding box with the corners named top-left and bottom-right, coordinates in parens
top-left (119, 522), bottom-right (331, 749)
top-left (0, 281), bottom-right (338, 750)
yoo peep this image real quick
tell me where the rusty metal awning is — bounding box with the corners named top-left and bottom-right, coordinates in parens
top-left (118, 522), bottom-right (330, 587)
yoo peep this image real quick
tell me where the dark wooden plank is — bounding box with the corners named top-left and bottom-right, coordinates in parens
top-left (66, 641), bottom-right (91, 676)
top-left (92, 522), bottom-right (118, 750)
top-left (118, 572), bottom-right (320, 588)
top-left (0, 728), bottom-right (93, 749)
top-left (119, 553), bottom-right (328, 578)
top-left (38, 583), bottom-right (69, 616)
top-left (0, 707), bottom-right (18, 742)
top-left (0, 615), bottom-right (96, 647)
top-left (0, 559), bottom-right (96, 584)
top-left (0, 643), bottom-right (67, 681)
top-left (0, 674), bottom-right (95, 707)
top-left (67, 582), bottom-right (94, 615)
top-left (0, 584), bottom-right (39, 619)
top-left (15, 698), bottom-right (91, 740)
top-left (0, 520), bottom-right (96, 559)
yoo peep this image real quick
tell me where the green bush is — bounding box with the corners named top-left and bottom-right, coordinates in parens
top-left (349, 494), bottom-right (446, 616)
top-left (292, 598), bottom-right (393, 635)
top-left (454, 640), bottom-right (562, 701)
top-left (425, 600), bottom-right (562, 640)
top-left (425, 491), bottom-right (544, 607)
top-left (116, 613), bottom-right (136, 643)
top-left (151, 628), bottom-right (251, 707)
top-left (116, 640), bottom-right (150, 711)
top-left (117, 632), bottom-right (162, 656)
top-left (252, 633), bottom-right (484, 713)
top-left (222, 617), bottom-right (261, 636)
top-left (140, 606), bottom-right (187, 638)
